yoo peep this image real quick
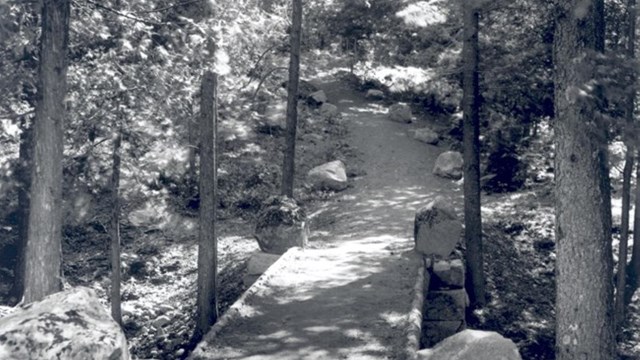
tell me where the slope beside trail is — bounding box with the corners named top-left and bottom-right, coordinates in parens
top-left (191, 75), bottom-right (463, 360)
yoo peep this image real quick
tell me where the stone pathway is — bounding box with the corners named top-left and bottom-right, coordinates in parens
top-left (190, 75), bottom-right (462, 360)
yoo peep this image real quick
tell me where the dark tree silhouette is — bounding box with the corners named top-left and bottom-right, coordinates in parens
top-left (461, 2), bottom-right (485, 309)
top-left (194, 70), bottom-right (219, 340)
top-left (281, 0), bottom-right (303, 197)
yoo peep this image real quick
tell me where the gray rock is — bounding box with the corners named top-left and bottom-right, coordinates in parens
top-left (417, 330), bottom-right (522, 360)
top-left (0, 287), bottom-right (130, 360)
top-left (307, 160), bottom-right (348, 191)
top-left (365, 89), bottom-right (385, 100)
top-left (254, 197), bottom-right (309, 255)
top-left (153, 315), bottom-right (171, 328)
top-left (388, 103), bottom-right (413, 123)
top-left (308, 90), bottom-right (327, 106)
top-left (432, 259), bottom-right (465, 289)
top-left (433, 151), bottom-right (463, 180)
top-left (320, 103), bottom-right (339, 117)
top-left (246, 252), bottom-right (281, 274)
top-left (414, 197), bottom-right (462, 258)
top-left (414, 128), bottom-right (439, 145)
top-left (425, 289), bottom-right (469, 321)
top-left (246, 251), bottom-right (281, 275)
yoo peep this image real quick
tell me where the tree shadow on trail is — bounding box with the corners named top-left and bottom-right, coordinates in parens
top-left (196, 242), bottom-right (421, 360)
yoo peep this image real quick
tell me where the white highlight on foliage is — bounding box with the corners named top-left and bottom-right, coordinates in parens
top-left (396, 1), bottom-right (447, 28)
top-left (215, 50), bottom-right (231, 76)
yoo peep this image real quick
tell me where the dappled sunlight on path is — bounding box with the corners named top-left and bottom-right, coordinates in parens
top-left (192, 74), bottom-right (462, 360)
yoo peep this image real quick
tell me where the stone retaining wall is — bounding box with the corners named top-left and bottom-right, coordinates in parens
top-left (420, 257), bottom-right (468, 348)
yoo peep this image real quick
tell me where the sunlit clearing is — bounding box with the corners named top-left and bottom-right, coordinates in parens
top-left (396, 1), bottom-right (448, 27)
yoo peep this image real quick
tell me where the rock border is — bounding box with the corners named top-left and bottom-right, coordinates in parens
top-left (404, 258), bottom-right (431, 360)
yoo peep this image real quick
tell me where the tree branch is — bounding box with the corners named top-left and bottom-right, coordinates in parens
top-left (135, 0), bottom-right (203, 14)
top-left (78, 0), bottom-right (163, 26)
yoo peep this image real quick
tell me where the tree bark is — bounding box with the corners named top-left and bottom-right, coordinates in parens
top-left (281, 0), bottom-right (302, 197)
top-left (23, 0), bottom-right (70, 304)
top-left (10, 116), bottom-right (33, 304)
top-left (630, 156), bottom-right (640, 295)
top-left (554, 0), bottom-right (615, 358)
top-left (461, 3), bottom-right (485, 309)
top-left (616, 0), bottom-right (636, 332)
top-left (110, 131), bottom-right (122, 325)
top-left (194, 71), bottom-right (219, 341)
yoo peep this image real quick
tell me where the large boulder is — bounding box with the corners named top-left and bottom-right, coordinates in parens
top-left (243, 251), bottom-right (281, 287)
top-left (307, 160), bottom-right (348, 191)
top-left (414, 128), bottom-right (439, 145)
top-left (365, 89), bottom-right (385, 100)
top-left (320, 103), bottom-right (339, 117)
top-left (307, 90), bottom-right (327, 107)
top-left (0, 287), bottom-right (130, 360)
top-left (417, 330), bottom-right (522, 360)
top-left (414, 197), bottom-right (462, 258)
top-left (433, 151), bottom-right (463, 180)
top-left (254, 196), bottom-right (309, 255)
top-left (388, 103), bottom-right (413, 123)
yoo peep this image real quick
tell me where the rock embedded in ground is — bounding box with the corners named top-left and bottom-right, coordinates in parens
top-left (365, 89), bottom-right (385, 100)
top-left (0, 287), bottom-right (130, 360)
top-left (254, 196), bottom-right (309, 255)
top-left (417, 329), bottom-right (522, 360)
top-left (307, 90), bottom-right (327, 106)
top-left (414, 128), bottom-right (439, 145)
top-left (433, 151), bottom-right (463, 180)
top-left (307, 160), bottom-right (348, 191)
top-left (243, 251), bottom-right (282, 287)
top-left (320, 103), bottom-right (339, 117)
top-left (388, 103), bottom-right (413, 123)
top-left (414, 197), bottom-right (462, 258)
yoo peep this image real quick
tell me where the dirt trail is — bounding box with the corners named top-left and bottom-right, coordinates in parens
top-left (191, 76), bottom-right (462, 360)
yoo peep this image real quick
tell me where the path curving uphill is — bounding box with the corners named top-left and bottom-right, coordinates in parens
top-left (190, 74), bottom-right (462, 360)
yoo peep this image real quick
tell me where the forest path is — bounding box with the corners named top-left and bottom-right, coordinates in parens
top-left (191, 73), bottom-right (462, 360)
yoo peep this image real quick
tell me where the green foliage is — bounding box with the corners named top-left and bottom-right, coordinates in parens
top-left (255, 195), bottom-right (306, 229)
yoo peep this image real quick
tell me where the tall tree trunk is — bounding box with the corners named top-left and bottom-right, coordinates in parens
top-left (23, 0), bottom-right (70, 304)
top-left (616, 0), bottom-right (636, 332)
top-left (110, 131), bottom-right (122, 325)
top-left (10, 116), bottom-right (33, 304)
top-left (631, 157), bottom-right (640, 295)
top-left (554, 0), bottom-right (615, 358)
top-left (281, 0), bottom-right (302, 197)
top-left (461, 3), bottom-right (485, 309)
top-left (628, 2), bottom-right (640, 305)
top-left (194, 71), bottom-right (219, 341)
